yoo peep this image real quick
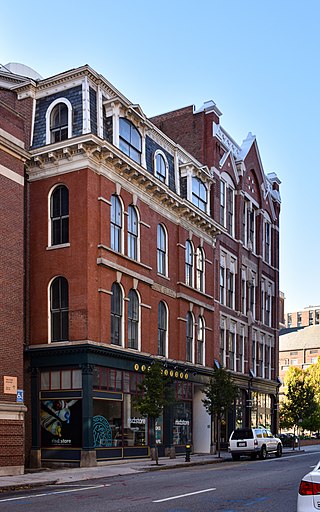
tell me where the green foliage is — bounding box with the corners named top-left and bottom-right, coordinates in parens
top-left (202, 366), bottom-right (239, 419)
top-left (306, 357), bottom-right (320, 403)
top-left (280, 367), bottom-right (318, 432)
top-left (135, 361), bottom-right (174, 420)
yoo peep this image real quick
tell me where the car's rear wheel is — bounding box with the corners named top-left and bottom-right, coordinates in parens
top-left (232, 453), bottom-right (240, 461)
top-left (275, 444), bottom-right (282, 458)
top-left (259, 445), bottom-right (267, 460)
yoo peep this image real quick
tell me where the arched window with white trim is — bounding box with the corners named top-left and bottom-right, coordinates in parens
top-left (158, 301), bottom-right (168, 357)
top-left (50, 185), bottom-right (69, 246)
top-left (111, 195), bottom-right (123, 252)
top-left (186, 312), bottom-right (194, 363)
top-left (46, 98), bottom-right (72, 144)
top-left (197, 316), bottom-right (205, 365)
top-left (128, 289), bottom-right (139, 350)
top-left (111, 282), bottom-right (123, 346)
top-left (50, 276), bottom-right (69, 342)
top-left (185, 240), bottom-right (194, 286)
top-left (196, 246), bottom-right (205, 292)
top-left (128, 205), bottom-right (139, 260)
top-left (154, 151), bottom-right (168, 184)
top-left (157, 224), bottom-right (168, 276)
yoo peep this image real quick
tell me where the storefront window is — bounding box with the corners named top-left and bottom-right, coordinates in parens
top-left (41, 399), bottom-right (82, 447)
top-left (123, 395), bottom-right (147, 446)
top-left (172, 402), bottom-right (192, 445)
top-left (251, 392), bottom-right (272, 429)
top-left (93, 400), bottom-right (122, 447)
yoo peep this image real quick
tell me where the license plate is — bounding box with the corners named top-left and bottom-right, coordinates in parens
top-left (237, 442), bottom-right (246, 447)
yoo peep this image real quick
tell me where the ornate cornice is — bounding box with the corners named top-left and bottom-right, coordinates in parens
top-left (27, 135), bottom-right (222, 239)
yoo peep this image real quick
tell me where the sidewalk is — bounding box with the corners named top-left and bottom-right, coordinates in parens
top-left (0, 448), bottom-right (305, 493)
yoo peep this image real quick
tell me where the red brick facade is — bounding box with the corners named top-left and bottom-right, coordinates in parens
top-left (0, 64), bottom-right (281, 468)
top-left (0, 86), bottom-right (32, 475)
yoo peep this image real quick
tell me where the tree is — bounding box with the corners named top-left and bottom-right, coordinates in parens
top-left (306, 357), bottom-right (320, 403)
top-left (135, 361), bottom-right (174, 464)
top-left (280, 366), bottom-right (318, 440)
top-left (202, 366), bottom-right (238, 457)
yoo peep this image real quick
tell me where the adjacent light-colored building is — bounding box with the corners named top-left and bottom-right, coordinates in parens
top-left (279, 325), bottom-right (320, 384)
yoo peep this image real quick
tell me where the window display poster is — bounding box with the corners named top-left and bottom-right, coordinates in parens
top-left (40, 399), bottom-right (82, 447)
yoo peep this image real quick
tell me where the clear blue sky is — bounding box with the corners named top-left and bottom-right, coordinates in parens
top-left (2, 0), bottom-right (319, 313)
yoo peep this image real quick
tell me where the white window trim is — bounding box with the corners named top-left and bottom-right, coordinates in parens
top-left (185, 240), bottom-right (194, 287)
top-left (197, 316), bottom-right (206, 365)
top-left (196, 246), bottom-right (205, 293)
top-left (127, 289), bottom-right (141, 351)
top-left (47, 183), bottom-right (69, 248)
top-left (157, 223), bottom-right (169, 277)
top-left (127, 205), bottom-right (140, 262)
top-left (111, 194), bottom-right (125, 254)
top-left (186, 312), bottom-right (195, 364)
top-left (154, 150), bottom-right (169, 186)
top-left (45, 97), bottom-right (73, 144)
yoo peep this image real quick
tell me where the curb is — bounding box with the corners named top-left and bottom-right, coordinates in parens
top-left (0, 480), bottom-right (58, 493)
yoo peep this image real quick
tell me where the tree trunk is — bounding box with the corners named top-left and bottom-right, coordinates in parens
top-left (217, 416), bottom-right (221, 458)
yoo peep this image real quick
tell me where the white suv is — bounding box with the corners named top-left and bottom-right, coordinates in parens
top-left (229, 427), bottom-right (282, 461)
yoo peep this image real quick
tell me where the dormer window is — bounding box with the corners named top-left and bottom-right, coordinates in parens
top-left (45, 98), bottom-right (72, 145)
top-left (51, 104), bottom-right (68, 142)
top-left (192, 177), bottom-right (207, 212)
top-left (154, 152), bottom-right (168, 183)
top-left (119, 118), bottom-right (141, 164)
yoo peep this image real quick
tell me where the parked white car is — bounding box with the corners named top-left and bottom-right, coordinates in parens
top-left (297, 461), bottom-right (320, 511)
top-left (229, 427), bottom-right (282, 461)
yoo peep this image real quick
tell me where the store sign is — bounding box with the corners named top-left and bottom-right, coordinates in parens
top-left (133, 363), bottom-right (189, 380)
top-left (128, 417), bottom-right (146, 425)
top-left (4, 376), bottom-right (17, 394)
top-left (174, 419), bottom-right (190, 426)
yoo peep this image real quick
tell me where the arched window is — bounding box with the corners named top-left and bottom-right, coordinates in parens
top-left (119, 118), bottom-right (142, 164)
top-left (51, 103), bottom-right (68, 143)
top-left (157, 224), bottom-right (167, 276)
top-left (197, 316), bottom-right (205, 365)
top-left (128, 289), bottom-right (139, 350)
top-left (185, 240), bottom-right (194, 286)
top-left (186, 312), bottom-right (193, 362)
top-left (128, 205), bottom-right (138, 260)
top-left (158, 301), bottom-right (168, 356)
top-left (111, 283), bottom-right (123, 345)
top-left (50, 185), bottom-right (69, 246)
top-left (111, 195), bottom-right (122, 252)
top-left (155, 152), bottom-right (167, 183)
top-left (196, 247), bottom-right (205, 292)
top-left (50, 276), bottom-right (68, 342)
top-left (192, 177), bottom-right (207, 212)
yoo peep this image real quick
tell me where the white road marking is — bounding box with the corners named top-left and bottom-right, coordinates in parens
top-left (0, 484), bottom-right (110, 503)
top-left (153, 487), bottom-right (216, 503)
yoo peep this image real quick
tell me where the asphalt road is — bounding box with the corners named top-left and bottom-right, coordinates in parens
top-left (1, 450), bottom-right (320, 511)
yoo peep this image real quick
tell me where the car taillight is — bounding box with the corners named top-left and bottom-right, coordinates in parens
top-left (299, 480), bottom-right (320, 495)
top-left (254, 439), bottom-right (258, 446)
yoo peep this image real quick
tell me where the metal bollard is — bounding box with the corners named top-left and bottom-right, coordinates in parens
top-left (185, 444), bottom-right (191, 462)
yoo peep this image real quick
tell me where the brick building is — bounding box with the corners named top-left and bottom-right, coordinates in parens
top-left (151, 102), bottom-right (282, 438)
top-left (0, 64), bottom-right (281, 469)
top-left (285, 305), bottom-right (320, 329)
top-left (0, 63), bottom-right (37, 475)
top-left (279, 325), bottom-right (320, 384)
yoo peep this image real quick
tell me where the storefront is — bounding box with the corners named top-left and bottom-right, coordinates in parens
top-left (28, 344), bottom-right (195, 466)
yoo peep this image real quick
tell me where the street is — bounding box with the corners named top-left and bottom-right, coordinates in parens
top-left (1, 449), bottom-right (320, 511)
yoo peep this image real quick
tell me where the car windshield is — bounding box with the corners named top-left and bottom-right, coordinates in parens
top-left (231, 429), bottom-right (253, 440)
